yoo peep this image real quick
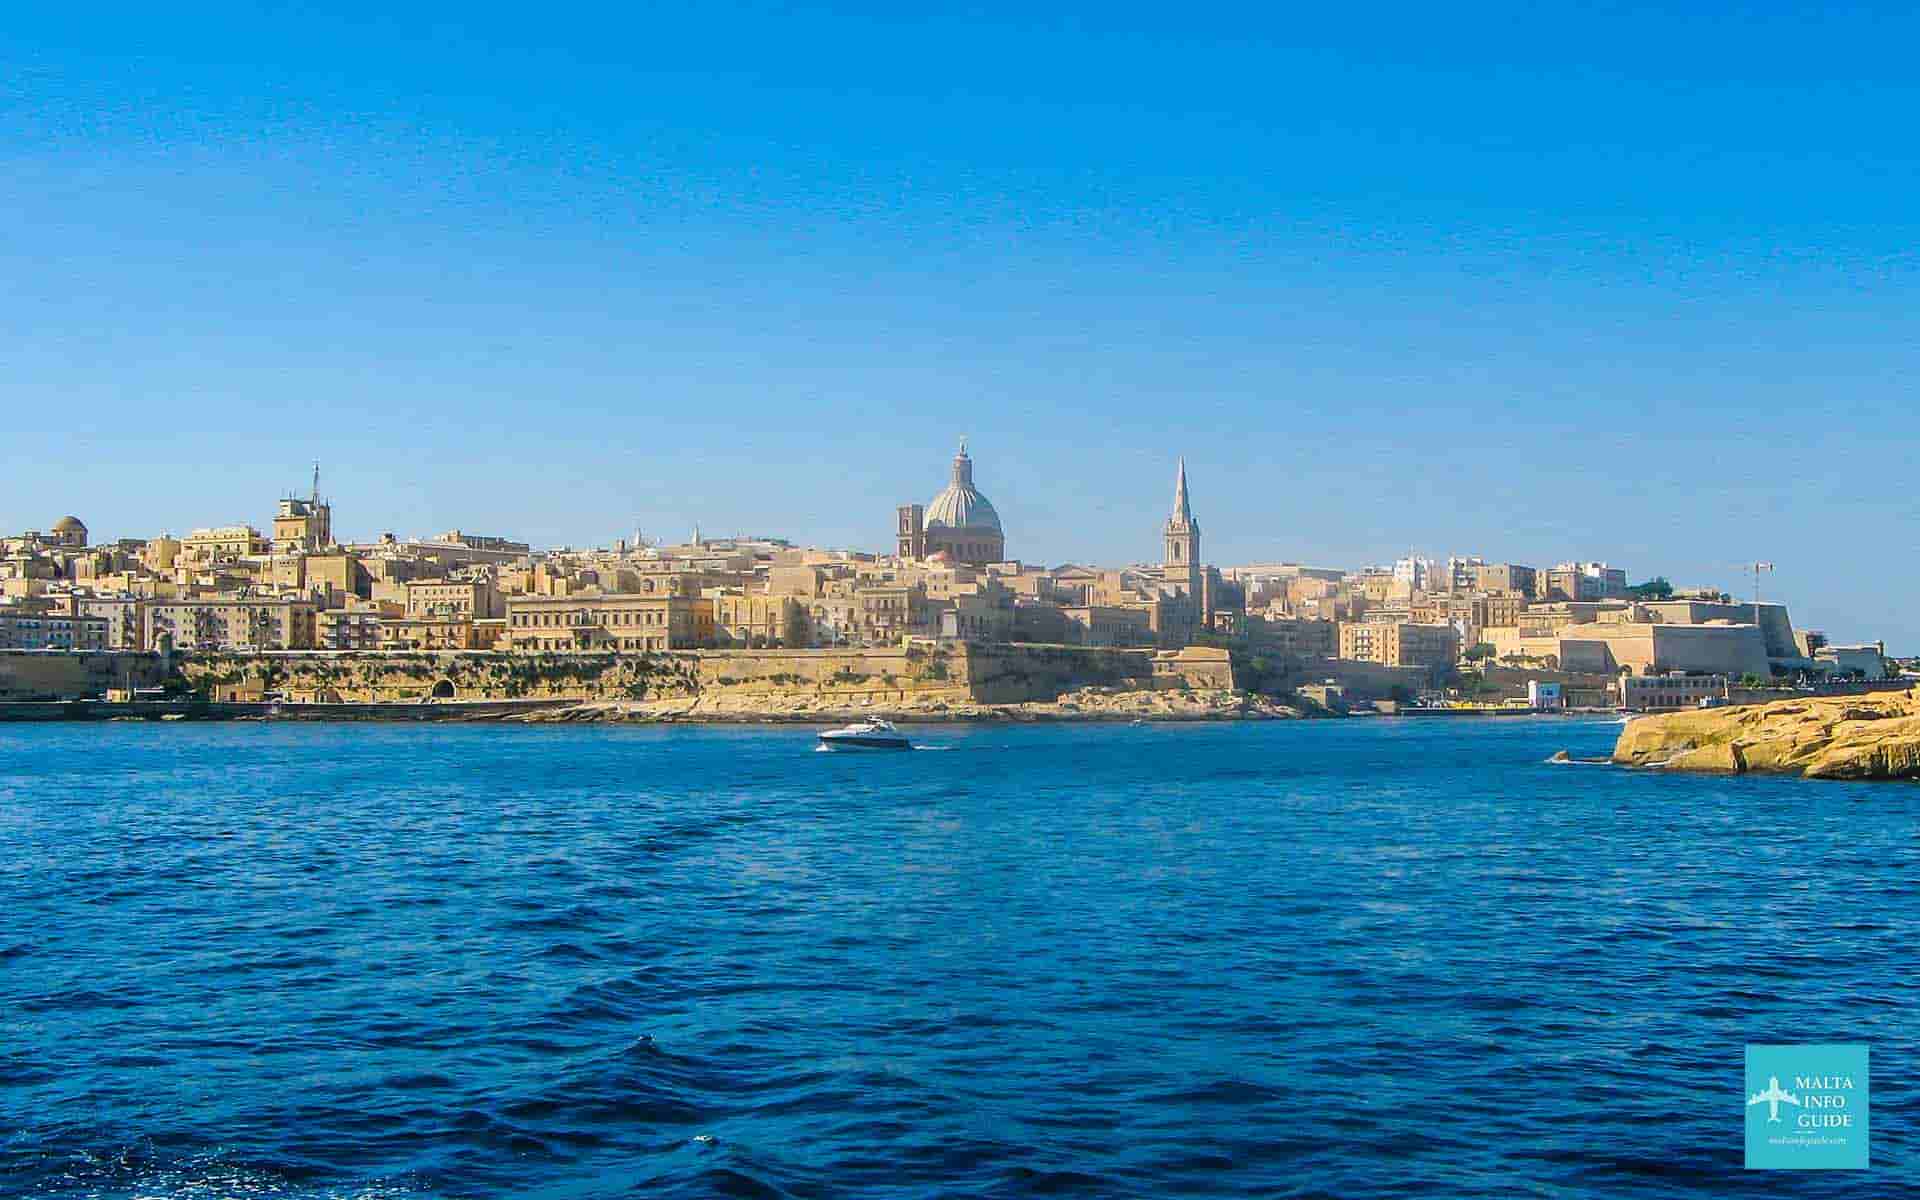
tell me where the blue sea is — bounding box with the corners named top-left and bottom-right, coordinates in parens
top-left (2, 717), bottom-right (1914, 1197)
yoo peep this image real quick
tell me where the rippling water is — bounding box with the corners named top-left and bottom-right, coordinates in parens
top-left (2, 717), bottom-right (1915, 1197)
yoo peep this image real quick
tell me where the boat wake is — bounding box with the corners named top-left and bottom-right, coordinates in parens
top-left (1545, 751), bottom-right (1614, 766)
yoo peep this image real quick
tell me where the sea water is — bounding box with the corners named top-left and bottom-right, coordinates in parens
top-left (2, 718), bottom-right (1913, 1196)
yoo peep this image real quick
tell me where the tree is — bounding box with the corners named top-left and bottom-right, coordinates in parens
top-left (1463, 643), bottom-right (1495, 663)
top-left (1628, 576), bottom-right (1675, 600)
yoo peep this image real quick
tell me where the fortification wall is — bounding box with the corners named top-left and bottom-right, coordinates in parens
top-left (166, 643), bottom-right (1158, 705)
top-left (0, 652), bottom-right (170, 701)
top-left (688, 645), bottom-right (972, 703)
top-left (965, 643), bottom-right (1154, 704)
top-left (176, 651), bottom-right (701, 703)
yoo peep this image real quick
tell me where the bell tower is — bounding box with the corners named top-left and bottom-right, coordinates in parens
top-left (896, 504), bottom-right (926, 560)
top-left (1163, 458), bottom-right (1201, 594)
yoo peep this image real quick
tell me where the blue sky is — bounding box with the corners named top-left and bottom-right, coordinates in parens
top-left (4, 3), bottom-right (1917, 646)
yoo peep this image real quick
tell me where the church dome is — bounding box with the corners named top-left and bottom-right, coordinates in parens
top-left (52, 516), bottom-right (86, 532)
top-left (925, 441), bottom-right (1002, 533)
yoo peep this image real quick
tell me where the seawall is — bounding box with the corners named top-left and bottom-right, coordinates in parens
top-left (0, 651), bottom-right (172, 702)
top-left (165, 643), bottom-right (1159, 707)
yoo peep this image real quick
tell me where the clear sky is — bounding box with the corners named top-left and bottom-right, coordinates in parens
top-left (5, 4), bottom-right (1916, 647)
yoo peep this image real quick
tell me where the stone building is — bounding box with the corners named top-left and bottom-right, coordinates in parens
top-left (1059, 604), bottom-right (1155, 647)
top-left (1246, 615), bottom-right (1337, 658)
top-left (711, 591), bottom-right (809, 648)
top-left (182, 525), bottom-right (269, 563)
top-left (147, 598), bottom-right (318, 650)
top-left (0, 610), bottom-right (109, 650)
top-left (317, 608), bottom-right (385, 651)
top-left (505, 594), bottom-right (714, 652)
top-left (273, 498), bottom-right (332, 554)
top-left (76, 596), bottom-right (146, 650)
top-left (1619, 673), bottom-right (1731, 711)
top-left (381, 616), bottom-right (501, 651)
top-left (403, 579), bottom-right (503, 620)
top-left (49, 516), bottom-right (88, 549)
top-left (1474, 563), bottom-right (1537, 596)
top-left (896, 441), bottom-right (1005, 565)
top-left (1338, 620), bottom-right (1460, 670)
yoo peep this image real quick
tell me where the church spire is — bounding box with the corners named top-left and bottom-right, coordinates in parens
top-left (1163, 457), bottom-right (1201, 577)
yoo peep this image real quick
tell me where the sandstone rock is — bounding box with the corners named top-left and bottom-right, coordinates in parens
top-left (1613, 687), bottom-right (1920, 780)
top-left (1665, 741), bottom-right (1745, 774)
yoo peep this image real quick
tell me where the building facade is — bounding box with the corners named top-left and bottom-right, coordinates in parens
top-left (1619, 673), bottom-right (1729, 710)
top-left (147, 599), bottom-right (318, 650)
top-left (1338, 621), bottom-right (1461, 670)
top-left (0, 611), bottom-right (110, 650)
top-left (273, 497), bottom-right (333, 554)
top-left (505, 594), bottom-right (713, 652)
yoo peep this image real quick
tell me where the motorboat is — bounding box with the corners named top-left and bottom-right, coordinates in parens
top-left (817, 718), bottom-right (912, 751)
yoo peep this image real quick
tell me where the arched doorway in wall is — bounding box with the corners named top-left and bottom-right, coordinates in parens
top-left (430, 678), bottom-right (457, 700)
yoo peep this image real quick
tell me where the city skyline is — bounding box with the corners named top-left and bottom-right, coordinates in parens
top-left (6, 439), bottom-right (1871, 644)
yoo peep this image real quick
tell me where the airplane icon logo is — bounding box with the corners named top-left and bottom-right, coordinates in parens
top-left (1747, 1076), bottom-right (1802, 1123)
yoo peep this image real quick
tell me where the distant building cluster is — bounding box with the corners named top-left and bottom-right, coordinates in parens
top-left (0, 451), bottom-right (1890, 691)
top-left (1229, 553), bottom-right (1884, 686)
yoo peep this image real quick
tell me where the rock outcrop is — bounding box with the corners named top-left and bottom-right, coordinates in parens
top-left (1613, 688), bottom-right (1920, 780)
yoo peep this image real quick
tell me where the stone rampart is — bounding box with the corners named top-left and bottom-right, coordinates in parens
top-left (162, 643), bottom-right (1158, 706)
top-left (0, 652), bottom-right (171, 701)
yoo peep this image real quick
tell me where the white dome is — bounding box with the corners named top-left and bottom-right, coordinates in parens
top-left (925, 443), bottom-right (1002, 533)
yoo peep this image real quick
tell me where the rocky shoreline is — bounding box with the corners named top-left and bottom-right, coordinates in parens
top-left (5, 687), bottom-right (1310, 724)
top-left (507, 687), bottom-right (1307, 724)
top-left (1613, 687), bottom-right (1920, 780)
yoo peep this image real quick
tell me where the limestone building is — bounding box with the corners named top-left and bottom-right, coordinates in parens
top-left (1338, 620), bottom-right (1460, 671)
top-left (0, 610), bottom-right (109, 650)
top-left (49, 516), bottom-right (88, 549)
top-left (896, 441), bottom-right (1005, 565)
top-left (273, 499), bottom-right (332, 554)
top-left (504, 594), bottom-right (714, 652)
top-left (182, 525), bottom-right (269, 563)
top-left (146, 598), bottom-right (318, 651)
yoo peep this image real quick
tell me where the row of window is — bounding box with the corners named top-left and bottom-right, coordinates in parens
top-left (512, 609), bottom-right (673, 628)
top-left (519, 636), bottom-right (672, 651)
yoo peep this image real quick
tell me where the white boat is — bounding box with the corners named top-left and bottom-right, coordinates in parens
top-left (817, 718), bottom-right (912, 751)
